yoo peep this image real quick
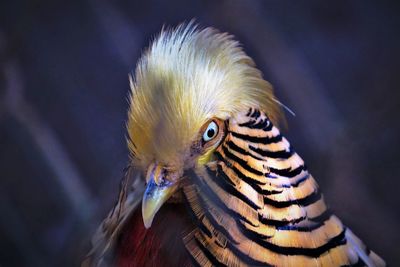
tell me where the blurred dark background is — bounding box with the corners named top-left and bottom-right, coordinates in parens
top-left (0, 0), bottom-right (399, 266)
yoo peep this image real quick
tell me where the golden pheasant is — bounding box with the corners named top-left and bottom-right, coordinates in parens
top-left (83, 23), bottom-right (386, 267)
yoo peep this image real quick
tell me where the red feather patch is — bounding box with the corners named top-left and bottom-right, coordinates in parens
top-left (115, 203), bottom-right (194, 267)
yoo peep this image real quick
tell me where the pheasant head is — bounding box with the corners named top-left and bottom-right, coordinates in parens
top-left (127, 23), bottom-right (282, 228)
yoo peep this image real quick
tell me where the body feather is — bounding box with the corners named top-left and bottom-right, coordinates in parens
top-left (183, 109), bottom-right (385, 267)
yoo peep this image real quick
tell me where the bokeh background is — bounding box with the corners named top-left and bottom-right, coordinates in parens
top-left (1, 0), bottom-right (399, 266)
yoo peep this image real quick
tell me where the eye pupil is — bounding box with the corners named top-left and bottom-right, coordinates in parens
top-left (207, 129), bottom-right (215, 138)
top-left (202, 121), bottom-right (219, 142)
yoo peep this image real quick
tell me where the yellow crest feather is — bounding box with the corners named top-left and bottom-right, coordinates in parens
top-left (127, 22), bottom-right (283, 168)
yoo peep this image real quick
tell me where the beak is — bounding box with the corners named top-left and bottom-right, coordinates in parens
top-left (142, 163), bottom-right (179, 228)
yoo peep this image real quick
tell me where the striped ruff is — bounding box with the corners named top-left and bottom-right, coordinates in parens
top-left (182, 109), bottom-right (385, 267)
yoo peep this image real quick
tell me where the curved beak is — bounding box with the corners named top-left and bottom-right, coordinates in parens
top-left (142, 163), bottom-right (179, 228)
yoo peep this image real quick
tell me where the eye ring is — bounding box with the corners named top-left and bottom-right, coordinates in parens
top-left (203, 121), bottom-right (218, 142)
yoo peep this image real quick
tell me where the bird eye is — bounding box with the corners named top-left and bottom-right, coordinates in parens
top-left (203, 121), bottom-right (218, 142)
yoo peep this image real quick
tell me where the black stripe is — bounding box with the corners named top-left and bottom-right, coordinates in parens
top-left (228, 165), bottom-right (266, 188)
top-left (198, 219), bottom-right (213, 238)
top-left (277, 212), bottom-right (332, 232)
top-left (262, 189), bottom-right (283, 195)
top-left (193, 236), bottom-right (225, 266)
top-left (226, 140), bottom-right (264, 161)
top-left (189, 168), bottom-right (258, 227)
top-left (213, 165), bottom-right (261, 210)
top-left (269, 165), bottom-right (305, 178)
top-left (258, 215), bottom-right (306, 227)
top-left (215, 165), bottom-right (236, 186)
top-left (249, 145), bottom-right (294, 159)
top-left (274, 173), bottom-right (310, 188)
top-left (250, 109), bottom-right (261, 118)
top-left (231, 131), bottom-right (283, 144)
top-left (204, 210), bottom-right (239, 245)
top-left (238, 119), bottom-right (256, 128)
top-left (239, 118), bottom-right (270, 130)
top-left (183, 187), bottom-right (239, 246)
top-left (221, 145), bottom-right (265, 177)
top-left (191, 186), bottom-right (239, 245)
top-left (216, 149), bottom-right (310, 190)
top-left (309, 209), bottom-right (333, 223)
top-left (263, 189), bottom-right (322, 208)
top-left (238, 220), bottom-right (274, 239)
top-left (240, 226), bottom-right (347, 257)
top-left (214, 151), bottom-right (266, 187)
top-left (182, 194), bottom-right (213, 238)
top-left (246, 108), bottom-right (253, 117)
top-left (263, 120), bottom-right (273, 131)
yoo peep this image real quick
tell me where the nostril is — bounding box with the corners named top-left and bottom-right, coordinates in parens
top-left (153, 168), bottom-right (165, 186)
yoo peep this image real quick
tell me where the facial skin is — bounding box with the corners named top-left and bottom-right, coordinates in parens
top-left (141, 119), bottom-right (226, 228)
